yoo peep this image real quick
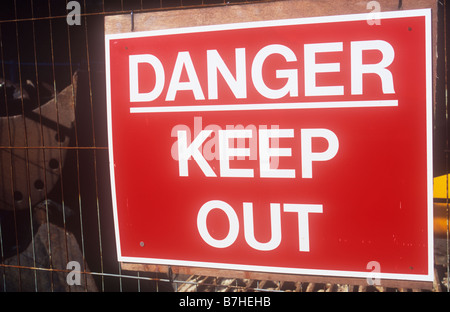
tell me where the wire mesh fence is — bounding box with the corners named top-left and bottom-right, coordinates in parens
top-left (0, 0), bottom-right (448, 292)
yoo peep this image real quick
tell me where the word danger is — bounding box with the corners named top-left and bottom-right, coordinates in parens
top-left (129, 40), bottom-right (395, 102)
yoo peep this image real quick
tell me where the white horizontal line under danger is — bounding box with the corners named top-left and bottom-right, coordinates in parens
top-left (129, 99), bottom-right (398, 113)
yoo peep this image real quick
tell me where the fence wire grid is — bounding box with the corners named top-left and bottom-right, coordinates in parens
top-left (0, 0), bottom-right (449, 292)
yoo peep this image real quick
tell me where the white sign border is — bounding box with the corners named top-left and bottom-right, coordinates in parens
top-left (105, 9), bottom-right (434, 282)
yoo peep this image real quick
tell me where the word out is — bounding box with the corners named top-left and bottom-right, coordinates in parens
top-left (197, 200), bottom-right (323, 251)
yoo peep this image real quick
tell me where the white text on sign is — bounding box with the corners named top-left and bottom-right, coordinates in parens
top-left (176, 127), bottom-right (339, 179)
top-left (175, 122), bottom-right (337, 251)
top-left (197, 200), bottom-right (323, 251)
top-left (129, 40), bottom-right (395, 102)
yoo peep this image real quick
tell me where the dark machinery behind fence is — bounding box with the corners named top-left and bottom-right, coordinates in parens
top-left (0, 0), bottom-right (448, 292)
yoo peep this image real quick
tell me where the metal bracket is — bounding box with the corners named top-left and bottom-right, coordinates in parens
top-left (131, 10), bottom-right (134, 32)
top-left (168, 265), bottom-right (173, 283)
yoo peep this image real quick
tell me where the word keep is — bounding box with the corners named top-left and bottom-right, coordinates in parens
top-left (177, 128), bottom-right (339, 179)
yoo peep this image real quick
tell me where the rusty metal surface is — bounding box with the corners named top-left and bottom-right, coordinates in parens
top-left (120, 262), bottom-right (435, 291)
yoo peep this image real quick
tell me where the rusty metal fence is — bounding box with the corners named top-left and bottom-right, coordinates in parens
top-left (0, 0), bottom-right (448, 292)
